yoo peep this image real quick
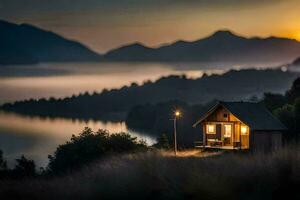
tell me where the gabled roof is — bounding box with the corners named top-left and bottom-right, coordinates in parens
top-left (193, 101), bottom-right (287, 131)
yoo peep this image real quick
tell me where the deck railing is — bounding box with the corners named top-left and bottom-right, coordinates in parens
top-left (194, 141), bottom-right (204, 148)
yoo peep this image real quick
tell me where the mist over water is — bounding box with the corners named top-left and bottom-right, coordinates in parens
top-left (0, 61), bottom-right (280, 104)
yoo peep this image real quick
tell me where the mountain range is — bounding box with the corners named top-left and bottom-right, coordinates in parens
top-left (104, 30), bottom-right (300, 63)
top-left (0, 20), bottom-right (102, 65)
top-left (2, 19), bottom-right (300, 65)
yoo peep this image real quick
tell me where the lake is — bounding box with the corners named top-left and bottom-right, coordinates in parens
top-left (0, 111), bottom-right (155, 167)
top-left (0, 61), bottom-right (280, 166)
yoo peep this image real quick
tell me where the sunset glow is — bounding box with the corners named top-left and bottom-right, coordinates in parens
top-left (1, 0), bottom-right (300, 52)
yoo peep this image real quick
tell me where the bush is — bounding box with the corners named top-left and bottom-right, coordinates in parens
top-left (286, 77), bottom-right (300, 103)
top-left (294, 98), bottom-right (300, 131)
top-left (0, 150), bottom-right (7, 170)
top-left (47, 127), bottom-right (147, 174)
top-left (13, 155), bottom-right (36, 178)
top-left (263, 92), bottom-right (287, 111)
top-left (274, 104), bottom-right (295, 130)
top-left (153, 133), bottom-right (171, 149)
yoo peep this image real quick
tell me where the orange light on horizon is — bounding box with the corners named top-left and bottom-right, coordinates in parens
top-left (294, 32), bottom-right (300, 41)
top-left (279, 30), bottom-right (300, 42)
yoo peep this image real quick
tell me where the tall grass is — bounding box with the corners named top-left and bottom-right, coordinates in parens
top-left (0, 146), bottom-right (299, 200)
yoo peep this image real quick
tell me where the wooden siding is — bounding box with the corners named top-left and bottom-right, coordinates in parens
top-left (202, 106), bottom-right (250, 149)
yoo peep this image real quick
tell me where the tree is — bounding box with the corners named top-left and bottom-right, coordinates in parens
top-left (14, 155), bottom-right (36, 177)
top-left (48, 127), bottom-right (147, 174)
top-left (294, 98), bottom-right (300, 131)
top-left (286, 77), bottom-right (300, 103)
top-left (153, 133), bottom-right (170, 149)
top-left (0, 150), bottom-right (7, 170)
top-left (263, 93), bottom-right (287, 111)
top-left (248, 95), bottom-right (259, 103)
top-left (274, 104), bottom-right (295, 130)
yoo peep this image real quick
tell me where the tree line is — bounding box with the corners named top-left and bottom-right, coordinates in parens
top-left (126, 77), bottom-right (300, 146)
top-left (1, 69), bottom-right (297, 121)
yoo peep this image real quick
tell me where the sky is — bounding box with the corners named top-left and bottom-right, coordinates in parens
top-left (1, 0), bottom-right (300, 53)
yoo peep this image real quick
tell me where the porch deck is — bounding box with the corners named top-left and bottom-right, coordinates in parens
top-left (203, 145), bottom-right (240, 150)
top-left (194, 141), bottom-right (242, 150)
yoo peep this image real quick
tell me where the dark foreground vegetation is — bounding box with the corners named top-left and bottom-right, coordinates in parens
top-left (47, 127), bottom-right (147, 174)
top-left (0, 128), bottom-right (147, 178)
top-left (0, 145), bottom-right (299, 200)
top-left (0, 110), bottom-right (299, 199)
top-left (1, 69), bottom-right (298, 120)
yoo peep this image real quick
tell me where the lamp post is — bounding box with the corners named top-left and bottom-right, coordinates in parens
top-left (173, 110), bottom-right (181, 156)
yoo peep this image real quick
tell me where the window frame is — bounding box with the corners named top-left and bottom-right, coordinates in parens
top-left (241, 125), bottom-right (248, 135)
top-left (206, 124), bottom-right (216, 134)
top-left (223, 124), bottom-right (232, 138)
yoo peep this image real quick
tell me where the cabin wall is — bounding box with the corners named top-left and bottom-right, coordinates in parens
top-left (202, 106), bottom-right (250, 149)
top-left (240, 124), bottom-right (250, 149)
top-left (205, 107), bottom-right (240, 122)
top-left (199, 105), bottom-right (283, 151)
top-left (234, 123), bottom-right (240, 143)
top-left (250, 131), bottom-right (282, 152)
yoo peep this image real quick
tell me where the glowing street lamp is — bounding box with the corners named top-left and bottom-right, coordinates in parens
top-left (173, 110), bottom-right (181, 156)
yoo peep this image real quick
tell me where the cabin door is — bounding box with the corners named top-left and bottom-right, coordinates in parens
top-left (223, 124), bottom-right (233, 146)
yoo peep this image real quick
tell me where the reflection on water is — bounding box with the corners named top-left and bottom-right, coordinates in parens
top-left (0, 61), bottom-right (278, 103)
top-left (0, 111), bottom-right (155, 167)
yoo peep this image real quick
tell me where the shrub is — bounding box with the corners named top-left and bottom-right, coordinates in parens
top-left (274, 104), bottom-right (295, 130)
top-left (0, 150), bottom-right (7, 170)
top-left (13, 155), bottom-right (36, 178)
top-left (47, 127), bottom-right (147, 174)
top-left (153, 133), bottom-right (171, 149)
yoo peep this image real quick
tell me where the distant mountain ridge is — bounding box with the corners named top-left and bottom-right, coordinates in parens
top-left (104, 30), bottom-right (300, 63)
top-left (0, 20), bottom-right (102, 65)
top-left (2, 19), bottom-right (300, 65)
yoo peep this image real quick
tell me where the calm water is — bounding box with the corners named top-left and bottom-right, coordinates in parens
top-left (0, 111), bottom-right (155, 167)
top-left (0, 61), bottom-right (280, 166)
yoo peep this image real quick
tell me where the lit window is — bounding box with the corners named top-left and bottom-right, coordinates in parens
top-left (241, 125), bottom-right (248, 135)
top-left (206, 124), bottom-right (215, 134)
top-left (224, 124), bottom-right (232, 137)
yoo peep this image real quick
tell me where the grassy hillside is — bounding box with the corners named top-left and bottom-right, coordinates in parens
top-left (0, 146), bottom-right (299, 200)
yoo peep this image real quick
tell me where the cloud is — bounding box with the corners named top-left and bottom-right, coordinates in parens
top-left (0, 0), bottom-right (285, 15)
top-left (0, 0), bottom-right (286, 26)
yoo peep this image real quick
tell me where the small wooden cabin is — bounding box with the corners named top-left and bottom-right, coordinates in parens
top-left (193, 101), bottom-right (287, 151)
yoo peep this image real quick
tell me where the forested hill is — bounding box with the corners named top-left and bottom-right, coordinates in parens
top-left (1, 69), bottom-right (298, 120)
